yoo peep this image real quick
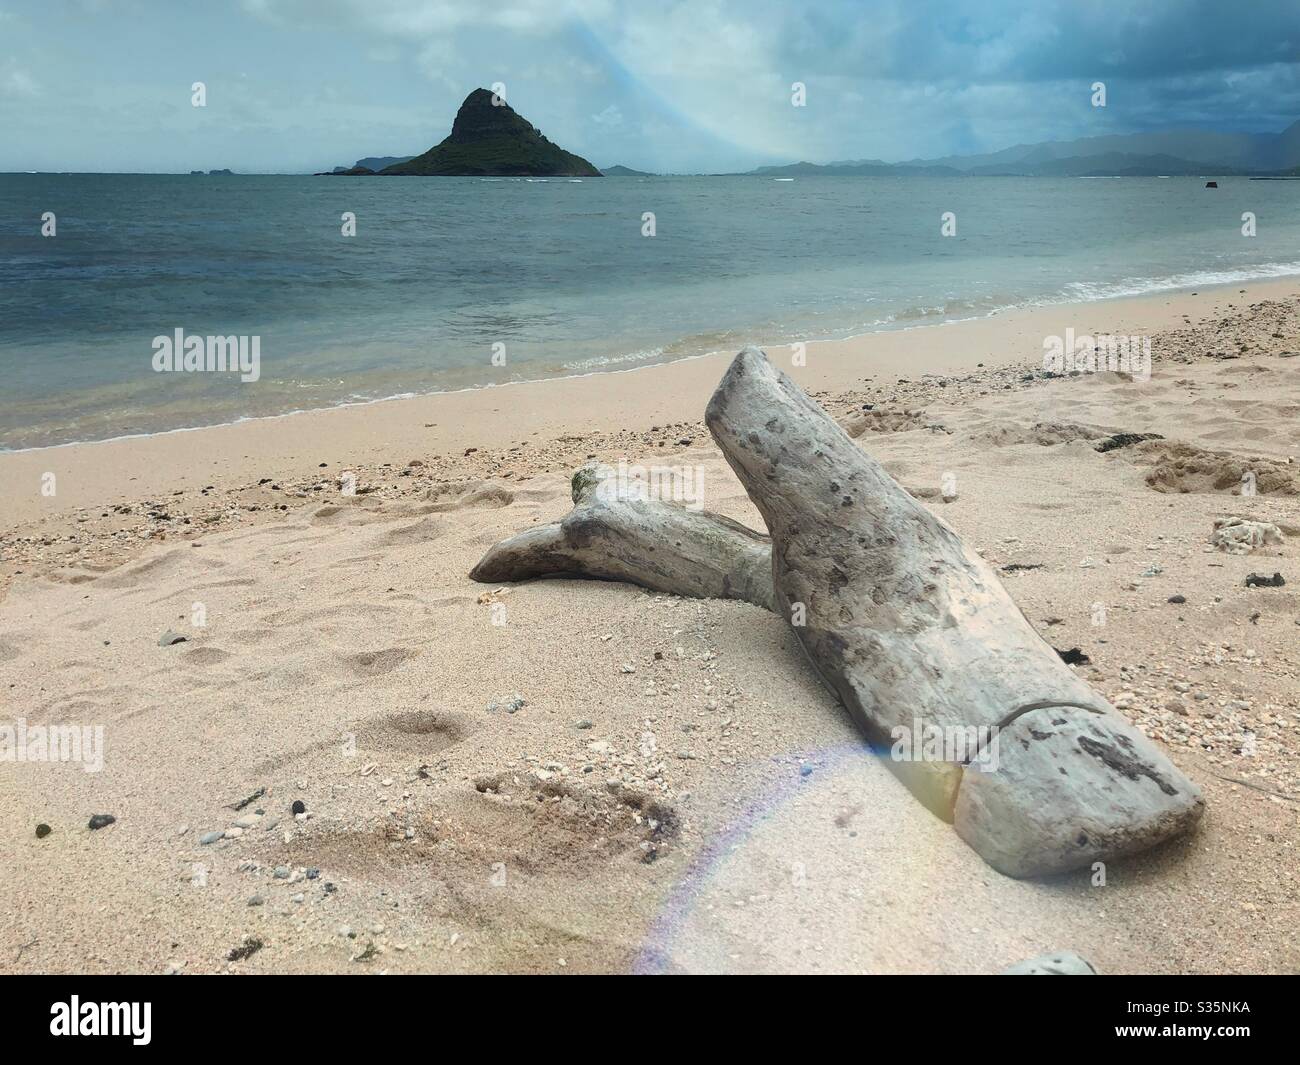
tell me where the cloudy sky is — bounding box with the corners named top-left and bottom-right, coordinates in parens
top-left (3, 0), bottom-right (1299, 173)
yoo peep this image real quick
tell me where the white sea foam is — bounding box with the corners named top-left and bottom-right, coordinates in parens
top-left (560, 346), bottom-right (666, 372)
top-left (1058, 261), bottom-right (1300, 302)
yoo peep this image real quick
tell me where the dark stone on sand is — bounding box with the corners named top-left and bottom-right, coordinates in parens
top-left (36, 823), bottom-right (52, 838)
top-left (1094, 432), bottom-right (1163, 453)
top-left (230, 786), bottom-right (266, 811)
top-left (227, 937), bottom-right (264, 962)
top-left (88, 814), bottom-right (116, 830)
top-left (291, 800), bottom-right (306, 815)
top-left (1245, 572), bottom-right (1285, 588)
top-left (1056, 647), bottom-right (1091, 665)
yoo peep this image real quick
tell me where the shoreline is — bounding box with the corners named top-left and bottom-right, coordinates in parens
top-left (6, 268), bottom-right (1300, 458)
top-left (4, 275), bottom-right (1297, 530)
top-left (2, 274), bottom-right (1296, 973)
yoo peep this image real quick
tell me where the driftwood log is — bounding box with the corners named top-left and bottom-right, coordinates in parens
top-left (1001, 951), bottom-right (1097, 975)
top-left (470, 461), bottom-right (774, 610)
top-left (704, 347), bottom-right (1203, 875)
top-left (472, 347), bottom-right (1205, 877)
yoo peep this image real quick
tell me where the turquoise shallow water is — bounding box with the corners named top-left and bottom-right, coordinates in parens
top-left (2, 172), bottom-right (1298, 449)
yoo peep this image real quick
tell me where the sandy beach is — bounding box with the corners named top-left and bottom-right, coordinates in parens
top-left (2, 280), bottom-right (1297, 974)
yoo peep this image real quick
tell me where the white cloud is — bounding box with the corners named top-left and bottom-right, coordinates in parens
top-left (6, 0), bottom-right (1299, 172)
top-left (1, 62), bottom-right (40, 97)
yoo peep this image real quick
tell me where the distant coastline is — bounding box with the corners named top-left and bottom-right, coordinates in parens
top-left (12, 117), bottom-right (1299, 179)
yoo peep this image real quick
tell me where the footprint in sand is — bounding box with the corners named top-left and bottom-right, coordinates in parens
top-left (193, 577), bottom-right (258, 590)
top-left (42, 567), bottom-right (109, 586)
top-left (511, 484), bottom-right (565, 504)
top-left (372, 515), bottom-right (448, 547)
top-left (284, 774), bottom-right (680, 890)
top-left (422, 481), bottom-right (515, 512)
top-left (94, 548), bottom-right (225, 590)
top-left (354, 709), bottom-right (474, 756)
top-left (181, 646), bottom-right (234, 666)
top-left (341, 647), bottom-right (419, 677)
top-left (473, 773), bottom-right (681, 858)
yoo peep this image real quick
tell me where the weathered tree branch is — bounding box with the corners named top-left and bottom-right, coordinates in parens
top-left (470, 462), bottom-right (774, 610)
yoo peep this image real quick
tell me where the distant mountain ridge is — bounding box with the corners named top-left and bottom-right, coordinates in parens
top-left (749, 160), bottom-right (958, 177)
top-left (324, 110), bottom-right (1300, 179)
top-left (354, 156), bottom-right (412, 172)
top-left (903, 120), bottom-right (1300, 174)
top-left (746, 120), bottom-right (1300, 177)
top-left (323, 156), bottom-right (412, 175)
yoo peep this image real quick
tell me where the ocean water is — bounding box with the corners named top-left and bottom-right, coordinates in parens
top-left (2, 173), bottom-right (1299, 450)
